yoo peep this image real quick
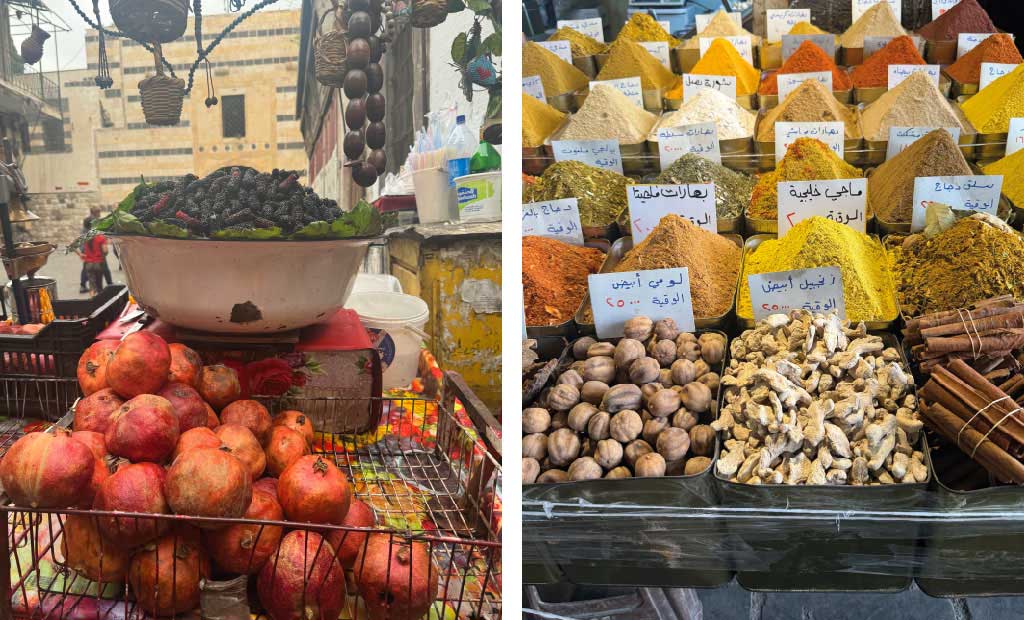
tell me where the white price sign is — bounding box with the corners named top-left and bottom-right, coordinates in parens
top-left (767, 9), bottom-right (811, 43)
top-left (536, 40), bottom-right (573, 63)
top-left (682, 74), bottom-right (737, 101)
top-left (777, 179), bottom-right (868, 235)
top-left (774, 122), bottom-right (845, 163)
top-left (748, 267), bottom-right (846, 321)
top-left (852, 0), bottom-right (901, 23)
top-left (522, 198), bottom-right (584, 245)
top-left (589, 268), bottom-right (696, 338)
top-left (887, 64), bottom-right (940, 89)
top-left (781, 34), bottom-right (836, 61)
top-left (552, 139), bottom-right (623, 174)
top-left (911, 175), bottom-right (1004, 231)
top-left (657, 122), bottom-right (722, 167)
top-left (932, 0), bottom-right (961, 19)
top-left (523, 75), bottom-right (545, 101)
top-left (777, 71), bottom-right (833, 100)
top-left (700, 36), bottom-right (753, 64)
top-left (627, 184), bottom-right (718, 242)
top-left (557, 18), bottom-right (604, 42)
top-left (957, 33), bottom-right (996, 58)
top-left (696, 11), bottom-right (742, 32)
top-left (639, 41), bottom-right (671, 69)
top-left (886, 126), bottom-right (961, 160)
top-left (590, 77), bottom-right (643, 108)
top-left (980, 63), bottom-right (1019, 90)
top-left (1007, 118), bottom-right (1024, 156)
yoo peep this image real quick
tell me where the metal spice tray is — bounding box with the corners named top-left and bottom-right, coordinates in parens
top-left (525, 238), bottom-right (612, 341)
top-left (751, 103), bottom-right (866, 172)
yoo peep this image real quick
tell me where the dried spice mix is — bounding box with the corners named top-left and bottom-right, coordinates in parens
top-left (748, 138), bottom-right (863, 220)
top-left (522, 93), bottom-right (565, 148)
top-left (917, 0), bottom-right (996, 41)
top-left (946, 34), bottom-right (1022, 85)
top-left (548, 27), bottom-right (608, 57)
top-left (616, 13), bottom-right (680, 47)
top-left (962, 64), bottom-right (1024, 133)
top-left (595, 38), bottom-right (679, 92)
top-left (523, 236), bottom-right (605, 326)
top-left (683, 9), bottom-right (760, 49)
top-left (759, 40), bottom-right (852, 95)
top-left (523, 161), bottom-right (635, 227)
top-left (655, 153), bottom-right (755, 219)
top-left (840, 2), bottom-right (907, 49)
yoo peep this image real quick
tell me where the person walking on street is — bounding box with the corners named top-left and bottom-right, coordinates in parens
top-left (76, 227), bottom-right (109, 297)
top-left (79, 206), bottom-right (112, 292)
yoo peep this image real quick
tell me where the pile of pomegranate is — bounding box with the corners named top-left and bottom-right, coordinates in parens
top-left (0, 332), bottom-right (437, 619)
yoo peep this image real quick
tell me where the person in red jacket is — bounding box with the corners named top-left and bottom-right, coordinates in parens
top-left (77, 231), bottom-right (109, 297)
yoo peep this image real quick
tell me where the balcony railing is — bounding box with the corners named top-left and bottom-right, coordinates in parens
top-left (10, 71), bottom-right (60, 104)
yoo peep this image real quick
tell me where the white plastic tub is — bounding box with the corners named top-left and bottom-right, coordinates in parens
top-left (412, 167), bottom-right (456, 224)
top-left (346, 291), bottom-right (429, 389)
top-left (455, 171), bottom-right (501, 222)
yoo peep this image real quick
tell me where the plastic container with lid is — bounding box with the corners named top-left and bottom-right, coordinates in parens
top-left (346, 291), bottom-right (429, 389)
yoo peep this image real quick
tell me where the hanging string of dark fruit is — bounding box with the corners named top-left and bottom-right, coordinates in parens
top-left (342, 0), bottom-right (389, 187)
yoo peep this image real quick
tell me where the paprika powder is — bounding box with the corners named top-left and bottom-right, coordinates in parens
top-left (759, 40), bottom-right (851, 95)
top-left (851, 35), bottom-right (926, 88)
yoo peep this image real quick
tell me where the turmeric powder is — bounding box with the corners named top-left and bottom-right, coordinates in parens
top-left (689, 38), bottom-right (761, 96)
top-left (523, 93), bottom-right (565, 148)
top-left (616, 13), bottom-right (681, 47)
top-left (961, 63), bottom-right (1024, 133)
top-left (524, 41), bottom-right (590, 96)
top-left (596, 38), bottom-right (679, 91)
top-left (548, 26), bottom-right (608, 57)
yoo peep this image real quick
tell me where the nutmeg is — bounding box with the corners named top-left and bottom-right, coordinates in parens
top-left (647, 388), bottom-right (681, 418)
top-left (536, 469), bottom-right (570, 484)
top-left (670, 358), bottom-right (697, 386)
top-left (624, 439), bottom-right (654, 467)
top-left (547, 383), bottom-right (581, 411)
top-left (609, 410), bottom-right (642, 443)
top-left (689, 424), bottom-right (715, 457)
top-left (676, 340), bottom-right (701, 362)
top-left (522, 433), bottom-right (548, 460)
top-left (680, 382), bottom-right (712, 413)
top-left (557, 369), bottom-right (584, 389)
top-left (665, 458), bottom-right (687, 477)
top-left (697, 372), bottom-right (720, 393)
top-left (672, 409), bottom-right (698, 431)
top-left (594, 438), bottom-right (624, 469)
top-left (634, 452), bottom-right (666, 477)
top-left (523, 457), bottom-right (540, 484)
top-left (623, 316), bottom-right (654, 341)
top-left (568, 402), bottom-right (598, 432)
top-left (651, 339), bottom-right (677, 367)
top-left (587, 411), bottom-right (611, 440)
top-left (573, 336), bottom-right (597, 360)
top-left (614, 338), bottom-right (646, 369)
top-left (581, 380), bottom-right (609, 405)
top-left (684, 456), bottom-right (712, 476)
top-left (629, 357), bottom-right (661, 384)
top-left (605, 466), bottom-right (632, 479)
top-left (568, 456), bottom-right (603, 481)
top-left (698, 333), bottom-right (726, 365)
top-left (653, 318), bottom-right (680, 341)
top-left (656, 427), bottom-right (691, 461)
top-left (522, 408), bottom-right (551, 434)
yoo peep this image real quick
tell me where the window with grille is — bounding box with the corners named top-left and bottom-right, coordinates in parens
top-left (222, 95), bottom-right (246, 138)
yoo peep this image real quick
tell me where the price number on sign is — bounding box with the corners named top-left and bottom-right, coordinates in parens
top-left (589, 268), bottom-right (696, 337)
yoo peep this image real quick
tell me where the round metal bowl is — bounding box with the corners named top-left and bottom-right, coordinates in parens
top-left (112, 235), bottom-right (375, 333)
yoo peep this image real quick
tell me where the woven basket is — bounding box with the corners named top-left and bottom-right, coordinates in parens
top-left (139, 74), bottom-right (186, 126)
top-left (314, 7), bottom-right (347, 88)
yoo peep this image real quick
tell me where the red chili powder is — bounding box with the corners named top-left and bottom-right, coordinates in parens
top-left (946, 33), bottom-right (1023, 84)
top-left (758, 40), bottom-right (852, 95)
top-left (523, 236), bottom-right (605, 326)
top-left (851, 35), bottom-right (926, 88)
top-left (918, 0), bottom-right (996, 41)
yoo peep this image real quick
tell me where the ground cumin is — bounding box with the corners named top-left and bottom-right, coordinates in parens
top-left (523, 93), bottom-right (565, 148)
top-left (523, 236), bottom-right (605, 326)
top-left (756, 79), bottom-right (861, 141)
top-left (523, 41), bottom-right (590, 96)
top-left (595, 38), bottom-right (679, 91)
top-left (946, 34), bottom-right (1023, 85)
top-left (869, 129), bottom-right (970, 223)
top-left (851, 36), bottom-right (926, 88)
top-left (759, 40), bottom-right (852, 95)
top-left (617, 13), bottom-right (681, 47)
top-left (860, 71), bottom-right (965, 141)
top-left (548, 26), bottom-right (608, 57)
top-left (748, 138), bottom-right (863, 220)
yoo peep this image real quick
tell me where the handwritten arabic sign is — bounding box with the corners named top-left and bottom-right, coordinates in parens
top-left (777, 71), bottom-right (833, 100)
top-left (1007, 118), bottom-right (1024, 156)
top-left (979, 62), bottom-right (1019, 90)
top-left (682, 74), bottom-right (737, 101)
top-left (886, 126), bottom-right (961, 160)
top-left (774, 121), bottom-right (845, 163)
top-left (887, 64), bottom-right (940, 89)
top-left (627, 184), bottom-right (718, 241)
top-left (700, 36), bottom-right (753, 64)
top-left (557, 18), bottom-right (604, 42)
top-left (911, 175), bottom-right (1004, 232)
top-left (957, 33), bottom-right (997, 58)
top-left (638, 41), bottom-right (671, 69)
top-left (657, 122), bottom-right (721, 167)
top-left (590, 77), bottom-right (643, 108)
top-left (589, 268), bottom-right (696, 338)
top-left (536, 40), bottom-right (572, 63)
top-left (782, 34), bottom-right (835, 62)
top-left (749, 267), bottom-right (846, 320)
top-left (932, 0), bottom-right (961, 19)
top-left (767, 9), bottom-right (811, 43)
top-left (852, 0), bottom-right (900, 23)
top-left (523, 76), bottom-right (545, 101)
top-left (551, 139), bottom-right (623, 174)
top-left (695, 11), bottom-right (742, 31)
top-left (522, 198), bottom-right (584, 245)
top-left (777, 179), bottom-right (868, 235)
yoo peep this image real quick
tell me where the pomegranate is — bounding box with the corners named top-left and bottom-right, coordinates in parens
top-left (272, 410), bottom-right (314, 446)
top-left (73, 388), bottom-right (124, 433)
top-left (76, 340), bottom-right (119, 395)
top-left (171, 427), bottom-right (222, 462)
top-left (264, 426), bottom-right (310, 477)
top-left (327, 498), bottom-right (376, 568)
top-left (164, 447), bottom-right (252, 527)
top-left (220, 400), bottom-right (273, 442)
top-left (278, 455), bottom-right (351, 525)
top-left (61, 513), bottom-right (130, 583)
top-left (167, 343), bottom-right (202, 386)
top-left (198, 365), bottom-right (241, 410)
top-left (355, 534), bottom-right (436, 620)
top-left (116, 394), bottom-right (174, 418)
top-left (214, 424), bottom-right (267, 479)
top-left (105, 404), bottom-right (180, 463)
top-left (205, 489), bottom-right (283, 575)
top-left (106, 332), bottom-right (171, 399)
top-left (93, 462), bottom-right (169, 549)
top-left (257, 530), bottom-right (345, 620)
top-left (128, 529), bottom-right (209, 617)
top-left (79, 457), bottom-right (111, 508)
top-left (205, 403), bottom-right (220, 429)
top-left (156, 382), bottom-right (209, 433)
top-left (253, 477), bottom-right (279, 498)
top-left (0, 431), bottom-right (94, 507)
top-left (70, 430), bottom-right (107, 460)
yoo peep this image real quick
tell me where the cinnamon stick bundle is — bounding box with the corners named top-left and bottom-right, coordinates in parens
top-left (924, 329), bottom-right (1024, 354)
top-left (905, 295), bottom-right (1016, 334)
top-left (921, 401), bottom-right (1024, 484)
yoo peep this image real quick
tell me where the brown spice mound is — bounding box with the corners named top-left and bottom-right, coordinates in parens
top-left (523, 236), bottom-right (605, 326)
top-left (869, 129), bottom-right (970, 223)
top-left (757, 79), bottom-right (861, 141)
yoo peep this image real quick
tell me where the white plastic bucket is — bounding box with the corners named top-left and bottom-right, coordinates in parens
top-left (346, 291), bottom-right (429, 389)
top-left (455, 171), bottom-right (502, 222)
top-left (351, 273), bottom-right (403, 295)
top-left (411, 167), bottom-right (456, 224)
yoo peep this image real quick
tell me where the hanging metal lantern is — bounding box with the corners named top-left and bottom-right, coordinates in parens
top-left (20, 25), bottom-right (49, 65)
top-left (110, 0), bottom-right (189, 44)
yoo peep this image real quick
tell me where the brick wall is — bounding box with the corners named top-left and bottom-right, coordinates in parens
top-left (18, 191), bottom-right (102, 246)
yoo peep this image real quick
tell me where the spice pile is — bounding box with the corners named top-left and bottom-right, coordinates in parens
top-left (523, 236), bottom-right (605, 326)
top-left (860, 71), bottom-right (965, 142)
top-left (758, 40), bottom-right (852, 95)
top-left (839, 2), bottom-right (907, 49)
top-left (523, 161), bottom-right (634, 227)
top-left (850, 36), bottom-right (926, 89)
top-left (690, 38), bottom-right (761, 96)
top-left (653, 88), bottom-right (755, 141)
top-left (616, 13), bottom-right (680, 47)
top-left (595, 39), bottom-right (679, 92)
top-left (918, 0), bottom-right (996, 41)
top-left (748, 138), bottom-right (863, 220)
top-left (523, 41), bottom-right (589, 96)
top-left (869, 129), bottom-right (971, 223)
top-left (683, 9), bottom-right (760, 49)
top-left (523, 93), bottom-right (565, 148)
top-left (984, 148), bottom-right (1024, 206)
top-left (561, 85), bottom-right (657, 144)
top-left (757, 80), bottom-right (861, 141)
top-left (945, 34), bottom-right (1022, 85)
top-left (738, 217), bottom-right (897, 323)
top-left (962, 64), bottom-right (1024, 133)
top-left (548, 26), bottom-right (608, 57)
top-left (654, 154), bottom-right (754, 219)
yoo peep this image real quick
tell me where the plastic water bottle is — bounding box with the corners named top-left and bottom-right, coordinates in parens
top-left (445, 115), bottom-right (475, 186)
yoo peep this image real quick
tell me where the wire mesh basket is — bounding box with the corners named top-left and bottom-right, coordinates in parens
top-left (0, 373), bottom-right (502, 619)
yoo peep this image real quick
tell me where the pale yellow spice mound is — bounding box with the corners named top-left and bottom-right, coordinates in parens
top-left (561, 85), bottom-right (658, 144)
top-left (683, 9), bottom-right (761, 49)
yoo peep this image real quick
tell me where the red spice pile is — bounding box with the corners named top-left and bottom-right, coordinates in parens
top-left (918, 0), bottom-right (996, 41)
top-left (945, 33), bottom-right (1023, 84)
top-left (758, 40), bottom-right (852, 95)
top-left (523, 236), bottom-right (605, 326)
top-left (851, 35), bottom-right (926, 88)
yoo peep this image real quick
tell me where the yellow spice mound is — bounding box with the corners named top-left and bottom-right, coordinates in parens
top-left (690, 38), bottom-right (761, 96)
top-left (523, 94), bottom-right (565, 148)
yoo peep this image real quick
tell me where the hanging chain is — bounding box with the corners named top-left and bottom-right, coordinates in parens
top-left (183, 0), bottom-right (282, 95)
top-left (91, 0), bottom-right (113, 88)
top-left (66, 0), bottom-right (177, 77)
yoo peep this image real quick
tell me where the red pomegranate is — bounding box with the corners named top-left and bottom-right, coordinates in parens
top-left (257, 530), bottom-right (345, 620)
top-left (205, 489), bottom-right (283, 575)
top-left (167, 343), bottom-right (202, 387)
top-left (214, 424), bottom-right (267, 479)
top-left (156, 382), bottom-right (209, 433)
top-left (70, 430), bottom-right (108, 460)
top-left (278, 455), bottom-right (351, 525)
top-left (106, 332), bottom-right (171, 399)
top-left (264, 426), bottom-right (310, 477)
top-left (61, 513), bottom-right (130, 583)
top-left (205, 403), bottom-right (220, 429)
top-left (105, 404), bottom-right (180, 463)
top-left (253, 477), bottom-right (279, 498)
top-left (355, 534), bottom-right (437, 620)
top-left (77, 340), bottom-right (119, 395)
top-left (164, 447), bottom-right (252, 528)
top-left (73, 389), bottom-right (124, 433)
top-left (79, 457), bottom-right (111, 508)
top-left (0, 431), bottom-right (94, 508)
top-left (272, 410), bottom-right (314, 446)
top-left (128, 529), bottom-right (209, 617)
top-left (220, 400), bottom-right (273, 442)
top-left (171, 427), bottom-right (222, 462)
top-left (198, 365), bottom-right (241, 411)
top-left (93, 462), bottom-right (169, 549)
top-left (116, 394), bottom-right (174, 418)
top-left (327, 498), bottom-right (376, 568)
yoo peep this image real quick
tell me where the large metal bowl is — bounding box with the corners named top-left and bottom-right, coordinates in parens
top-left (112, 235), bottom-right (375, 333)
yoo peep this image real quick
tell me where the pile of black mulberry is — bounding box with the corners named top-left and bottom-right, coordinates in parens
top-left (129, 167), bottom-right (345, 236)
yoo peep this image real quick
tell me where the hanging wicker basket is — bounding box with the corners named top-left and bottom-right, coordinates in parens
top-left (314, 7), bottom-right (348, 88)
top-left (110, 0), bottom-right (189, 44)
top-left (139, 74), bottom-right (185, 125)
top-left (410, 0), bottom-right (448, 28)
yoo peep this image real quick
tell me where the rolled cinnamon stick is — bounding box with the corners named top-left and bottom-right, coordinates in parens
top-left (919, 308), bottom-right (1024, 338)
top-left (948, 359), bottom-right (1024, 445)
top-left (907, 296), bottom-right (1017, 332)
top-left (920, 378), bottom-right (1018, 455)
top-left (921, 401), bottom-right (1024, 484)
top-left (924, 329), bottom-right (1024, 355)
